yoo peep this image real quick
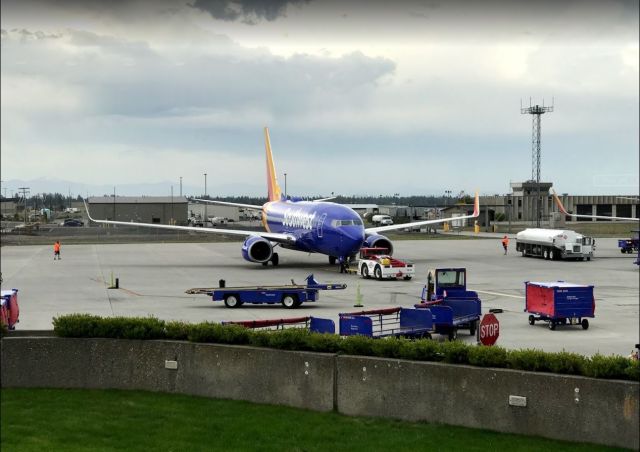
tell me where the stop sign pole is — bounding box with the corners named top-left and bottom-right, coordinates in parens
top-left (478, 313), bottom-right (500, 346)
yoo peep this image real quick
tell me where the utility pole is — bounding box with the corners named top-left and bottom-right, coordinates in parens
top-left (18, 187), bottom-right (30, 224)
top-left (179, 176), bottom-right (183, 197)
top-left (521, 98), bottom-right (554, 227)
top-left (171, 185), bottom-right (174, 225)
top-left (113, 186), bottom-right (116, 220)
top-left (204, 173), bottom-right (207, 225)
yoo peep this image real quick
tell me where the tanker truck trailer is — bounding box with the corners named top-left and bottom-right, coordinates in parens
top-left (515, 228), bottom-right (594, 261)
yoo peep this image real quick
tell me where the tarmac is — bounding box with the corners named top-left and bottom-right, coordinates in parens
top-left (1, 236), bottom-right (638, 357)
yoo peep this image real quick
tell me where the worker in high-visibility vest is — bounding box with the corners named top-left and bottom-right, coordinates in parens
top-left (53, 240), bottom-right (61, 260)
top-left (501, 236), bottom-right (509, 255)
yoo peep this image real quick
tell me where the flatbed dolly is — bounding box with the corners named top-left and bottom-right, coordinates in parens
top-left (186, 274), bottom-right (346, 308)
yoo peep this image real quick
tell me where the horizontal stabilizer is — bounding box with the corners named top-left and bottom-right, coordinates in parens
top-left (192, 199), bottom-right (263, 210)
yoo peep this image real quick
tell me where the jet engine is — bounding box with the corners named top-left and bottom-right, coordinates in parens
top-left (241, 236), bottom-right (273, 263)
top-left (364, 234), bottom-right (394, 255)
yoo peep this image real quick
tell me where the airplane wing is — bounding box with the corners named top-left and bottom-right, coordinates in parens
top-left (365, 192), bottom-right (480, 234)
top-left (83, 200), bottom-right (295, 244)
top-left (552, 190), bottom-right (639, 221)
top-left (192, 199), bottom-right (263, 210)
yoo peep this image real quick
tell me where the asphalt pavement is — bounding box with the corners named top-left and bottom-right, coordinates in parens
top-left (1, 237), bottom-right (638, 357)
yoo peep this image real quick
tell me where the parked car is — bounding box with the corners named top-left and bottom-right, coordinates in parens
top-left (61, 219), bottom-right (84, 227)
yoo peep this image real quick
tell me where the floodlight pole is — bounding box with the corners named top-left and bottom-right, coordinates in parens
top-left (521, 98), bottom-right (554, 227)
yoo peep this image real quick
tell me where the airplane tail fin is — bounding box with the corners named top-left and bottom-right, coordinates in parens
top-left (550, 189), bottom-right (569, 215)
top-left (472, 191), bottom-right (480, 217)
top-left (264, 127), bottom-right (283, 202)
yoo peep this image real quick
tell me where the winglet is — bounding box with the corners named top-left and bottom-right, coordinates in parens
top-left (264, 127), bottom-right (283, 202)
top-left (551, 189), bottom-right (569, 215)
top-left (472, 191), bottom-right (480, 217)
top-left (82, 198), bottom-right (96, 222)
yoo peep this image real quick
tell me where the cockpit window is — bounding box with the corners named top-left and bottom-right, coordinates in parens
top-left (332, 219), bottom-right (364, 227)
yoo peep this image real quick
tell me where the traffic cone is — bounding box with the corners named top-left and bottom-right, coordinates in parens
top-left (353, 283), bottom-right (363, 307)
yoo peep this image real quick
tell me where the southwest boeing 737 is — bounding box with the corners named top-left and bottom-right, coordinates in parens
top-left (85, 128), bottom-right (480, 266)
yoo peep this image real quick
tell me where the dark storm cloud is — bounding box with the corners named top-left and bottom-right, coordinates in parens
top-left (190, 0), bottom-right (310, 23)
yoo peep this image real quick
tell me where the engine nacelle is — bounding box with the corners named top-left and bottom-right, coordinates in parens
top-left (241, 236), bottom-right (273, 263)
top-left (364, 234), bottom-right (394, 256)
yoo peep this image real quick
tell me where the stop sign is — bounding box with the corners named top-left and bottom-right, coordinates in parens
top-left (479, 313), bottom-right (500, 346)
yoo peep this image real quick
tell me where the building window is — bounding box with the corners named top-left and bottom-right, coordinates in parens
top-left (152, 217), bottom-right (161, 224)
top-left (518, 200), bottom-right (522, 207)
top-left (616, 204), bottom-right (632, 218)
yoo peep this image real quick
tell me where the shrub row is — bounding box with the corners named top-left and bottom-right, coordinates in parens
top-left (52, 314), bottom-right (640, 382)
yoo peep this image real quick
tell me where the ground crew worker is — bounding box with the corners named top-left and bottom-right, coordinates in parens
top-left (501, 235), bottom-right (509, 255)
top-left (339, 257), bottom-right (347, 274)
top-left (54, 240), bottom-right (61, 260)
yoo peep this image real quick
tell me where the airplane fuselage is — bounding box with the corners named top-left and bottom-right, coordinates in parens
top-left (263, 200), bottom-right (365, 258)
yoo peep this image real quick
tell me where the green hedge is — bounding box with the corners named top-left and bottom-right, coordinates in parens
top-left (51, 314), bottom-right (640, 382)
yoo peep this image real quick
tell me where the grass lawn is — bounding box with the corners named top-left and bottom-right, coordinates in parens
top-left (1, 388), bottom-right (626, 452)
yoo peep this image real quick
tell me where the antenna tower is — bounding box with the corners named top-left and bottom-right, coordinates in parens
top-left (521, 98), bottom-right (554, 227)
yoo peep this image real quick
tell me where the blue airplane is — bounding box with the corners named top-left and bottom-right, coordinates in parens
top-left (85, 128), bottom-right (480, 266)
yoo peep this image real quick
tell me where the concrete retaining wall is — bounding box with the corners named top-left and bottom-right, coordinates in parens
top-left (2, 337), bottom-right (638, 449)
top-left (0, 338), bottom-right (335, 412)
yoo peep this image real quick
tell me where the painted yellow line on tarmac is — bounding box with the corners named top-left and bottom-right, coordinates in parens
top-left (474, 289), bottom-right (525, 299)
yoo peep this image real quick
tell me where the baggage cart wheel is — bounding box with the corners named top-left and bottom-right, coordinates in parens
top-left (528, 315), bottom-right (535, 325)
top-left (448, 329), bottom-right (457, 341)
top-left (548, 320), bottom-right (556, 330)
top-left (374, 265), bottom-right (383, 280)
top-left (550, 250), bottom-right (556, 260)
top-left (224, 295), bottom-right (241, 308)
top-left (403, 276), bottom-right (412, 280)
top-left (586, 256), bottom-right (591, 261)
top-left (543, 249), bottom-right (549, 260)
top-left (581, 319), bottom-right (589, 330)
top-left (281, 294), bottom-right (298, 309)
top-left (361, 264), bottom-right (370, 279)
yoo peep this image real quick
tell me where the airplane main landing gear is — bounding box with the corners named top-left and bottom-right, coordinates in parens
top-left (262, 252), bottom-right (279, 266)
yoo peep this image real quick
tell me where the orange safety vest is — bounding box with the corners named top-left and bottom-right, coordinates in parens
top-left (501, 237), bottom-right (509, 246)
top-left (54, 243), bottom-right (61, 252)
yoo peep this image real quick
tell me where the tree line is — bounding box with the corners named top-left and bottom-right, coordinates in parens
top-left (1, 193), bottom-right (474, 210)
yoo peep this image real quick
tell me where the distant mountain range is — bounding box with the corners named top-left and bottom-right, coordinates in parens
top-left (0, 178), bottom-right (266, 198)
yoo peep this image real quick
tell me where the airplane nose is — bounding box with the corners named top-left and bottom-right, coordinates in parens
top-left (342, 226), bottom-right (365, 253)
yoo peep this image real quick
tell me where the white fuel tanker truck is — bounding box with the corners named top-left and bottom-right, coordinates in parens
top-left (515, 228), bottom-right (595, 261)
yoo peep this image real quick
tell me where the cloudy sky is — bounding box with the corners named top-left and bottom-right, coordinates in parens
top-left (1, 0), bottom-right (638, 197)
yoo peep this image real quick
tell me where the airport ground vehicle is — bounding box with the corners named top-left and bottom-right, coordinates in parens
top-left (414, 267), bottom-right (482, 339)
top-left (516, 228), bottom-right (594, 261)
top-left (338, 307), bottom-right (433, 339)
top-left (356, 247), bottom-right (415, 280)
top-left (185, 274), bottom-right (346, 308)
top-left (371, 214), bottom-right (393, 225)
top-left (1, 289), bottom-right (20, 330)
top-left (618, 230), bottom-right (639, 254)
top-left (223, 316), bottom-right (335, 333)
top-left (524, 281), bottom-right (595, 331)
top-left (61, 218), bottom-right (84, 227)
